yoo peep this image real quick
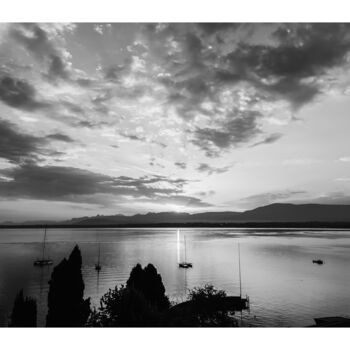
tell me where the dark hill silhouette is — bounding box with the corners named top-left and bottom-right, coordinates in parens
top-left (239, 203), bottom-right (350, 222)
top-left (62, 211), bottom-right (241, 226)
top-left (2, 203), bottom-right (350, 227)
top-left (60, 203), bottom-right (350, 225)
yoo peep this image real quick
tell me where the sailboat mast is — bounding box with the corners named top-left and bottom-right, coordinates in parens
top-left (177, 229), bottom-right (180, 263)
top-left (42, 226), bottom-right (47, 260)
top-left (184, 236), bottom-right (187, 262)
top-left (97, 242), bottom-right (101, 265)
top-left (238, 243), bottom-right (242, 297)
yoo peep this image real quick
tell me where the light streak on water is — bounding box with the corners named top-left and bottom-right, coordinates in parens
top-left (177, 229), bottom-right (180, 263)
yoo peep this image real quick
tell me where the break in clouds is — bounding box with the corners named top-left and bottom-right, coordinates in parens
top-left (1, 23), bottom-right (350, 219)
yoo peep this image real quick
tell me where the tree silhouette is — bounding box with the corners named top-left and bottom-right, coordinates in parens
top-left (46, 245), bottom-right (90, 326)
top-left (89, 263), bottom-right (170, 326)
top-left (127, 263), bottom-right (170, 311)
top-left (9, 289), bottom-right (37, 327)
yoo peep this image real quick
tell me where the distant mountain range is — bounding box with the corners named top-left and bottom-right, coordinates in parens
top-left (2, 203), bottom-right (350, 227)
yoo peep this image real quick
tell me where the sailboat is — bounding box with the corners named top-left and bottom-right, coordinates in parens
top-left (34, 226), bottom-right (53, 266)
top-left (178, 235), bottom-right (192, 268)
top-left (95, 240), bottom-right (102, 271)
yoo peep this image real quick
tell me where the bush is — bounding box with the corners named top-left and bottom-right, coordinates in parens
top-left (187, 284), bottom-right (237, 327)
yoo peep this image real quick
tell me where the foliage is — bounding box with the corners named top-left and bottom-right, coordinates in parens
top-left (88, 285), bottom-right (163, 327)
top-left (187, 284), bottom-right (237, 327)
top-left (89, 263), bottom-right (170, 326)
top-left (46, 245), bottom-right (91, 326)
top-left (9, 289), bottom-right (37, 327)
top-left (188, 284), bottom-right (227, 304)
top-left (127, 263), bottom-right (170, 311)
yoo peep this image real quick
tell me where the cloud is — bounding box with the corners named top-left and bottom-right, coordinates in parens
top-left (0, 119), bottom-right (47, 163)
top-left (48, 54), bottom-right (70, 80)
top-left (227, 24), bottom-right (350, 109)
top-left (126, 23), bottom-right (350, 157)
top-left (174, 162), bottom-right (187, 169)
top-left (148, 195), bottom-right (212, 208)
top-left (339, 156), bottom-right (350, 162)
top-left (236, 190), bottom-right (308, 209)
top-left (0, 119), bottom-right (74, 164)
top-left (196, 190), bottom-right (216, 197)
top-left (3, 23), bottom-right (350, 162)
top-left (10, 24), bottom-right (55, 59)
top-left (197, 163), bottom-right (231, 175)
top-left (192, 110), bottom-right (262, 157)
top-left (251, 133), bottom-right (283, 147)
top-left (197, 23), bottom-right (241, 35)
top-left (120, 133), bottom-right (147, 142)
top-left (0, 74), bottom-right (48, 111)
top-left (10, 23), bottom-right (73, 81)
top-left (0, 163), bottom-right (210, 208)
top-left (46, 133), bottom-right (75, 143)
top-left (293, 191), bottom-right (350, 206)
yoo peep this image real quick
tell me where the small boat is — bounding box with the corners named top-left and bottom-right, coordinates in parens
top-left (34, 226), bottom-right (53, 266)
top-left (178, 235), bottom-right (192, 269)
top-left (95, 241), bottom-right (102, 271)
top-left (313, 259), bottom-right (324, 265)
top-left (179, 262), bottom-right (193, 268)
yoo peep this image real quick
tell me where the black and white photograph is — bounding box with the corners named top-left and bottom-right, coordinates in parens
top-left (1, 2), bottom-right (350, 336)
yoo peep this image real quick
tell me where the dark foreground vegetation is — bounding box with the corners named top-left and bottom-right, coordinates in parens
top-left (9, 245), bottom-right (239, 327)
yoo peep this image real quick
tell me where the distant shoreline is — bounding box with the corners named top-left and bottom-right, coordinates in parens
top-left (1, 222), bottom-right (350, 229)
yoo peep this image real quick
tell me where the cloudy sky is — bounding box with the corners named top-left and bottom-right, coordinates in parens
top-left (1, 23), bottom-right (350, 221)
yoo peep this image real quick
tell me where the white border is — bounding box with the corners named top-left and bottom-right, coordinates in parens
top-left (1, 328), bottom-right (349, 350)
top-left (0, 0), bottom-right (349, 22)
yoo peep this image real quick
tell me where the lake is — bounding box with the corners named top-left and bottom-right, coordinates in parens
top-left (1, 227), bottom-right (350, 327)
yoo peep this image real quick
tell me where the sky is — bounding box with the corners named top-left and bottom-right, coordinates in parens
top-left (1, 23), bottom-right (350, 221)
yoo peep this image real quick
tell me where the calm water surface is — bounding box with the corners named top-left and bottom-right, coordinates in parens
top-left (1, 227), bottom-right (350, 327)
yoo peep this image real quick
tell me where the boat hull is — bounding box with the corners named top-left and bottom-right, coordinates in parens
top-left (33, 259), bottom-right (53, 266)
top-left (178, 262), bottom-right (193, 268)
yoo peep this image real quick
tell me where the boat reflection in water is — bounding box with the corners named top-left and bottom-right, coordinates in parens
top-left (33, 226), bottom-right (53, 267)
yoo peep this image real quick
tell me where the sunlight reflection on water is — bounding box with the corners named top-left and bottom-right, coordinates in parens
top-left (1, 227), bottom-right (350, 327)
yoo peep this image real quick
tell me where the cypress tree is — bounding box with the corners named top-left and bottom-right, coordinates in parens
top-left (46, 245), bottom-right (90, 326)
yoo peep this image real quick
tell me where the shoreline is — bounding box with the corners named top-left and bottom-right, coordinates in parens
top-left (2, 222), bottom-right (350, 229)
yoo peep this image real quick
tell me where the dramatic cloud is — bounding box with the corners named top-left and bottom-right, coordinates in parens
top-left (129, 23), bottom-right (350, 156)
top-left (0, 119), bottom-right (47, 163)
top-left (0, 163), bottom-right (209, 208)
top-left (0, 75), bottom-right (48, 111)
top-left (192, 111), bottom-right (262, 157)
top-left (0, 119), bottom-right (74, 164)
top-left (1, 23), bottom-right (350, 219)
top-left (10, 23), bottom-right (74, 81)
